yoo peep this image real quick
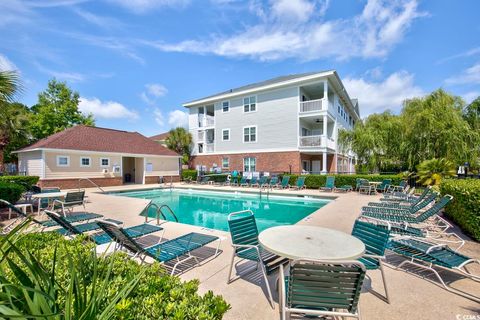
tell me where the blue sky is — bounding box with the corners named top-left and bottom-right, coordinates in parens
top-left (1, 0), bottom-right (479, 137)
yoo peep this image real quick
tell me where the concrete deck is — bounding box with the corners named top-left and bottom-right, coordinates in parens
top-left (6, 183), bottom-right (480, 319)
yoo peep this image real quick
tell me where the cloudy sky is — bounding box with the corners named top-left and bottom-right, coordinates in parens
top-left (1, 0), bottom-right (479, 136)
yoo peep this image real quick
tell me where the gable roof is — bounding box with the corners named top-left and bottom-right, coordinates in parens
top-left (149, 132), bottom-right (170, 141)
top-left (16, 125), bottom-right (179, 157)
top-left (183, 70), bottom-right (335, 107)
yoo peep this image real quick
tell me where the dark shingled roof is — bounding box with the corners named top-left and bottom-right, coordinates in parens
top-left (149, 132), bottom-right (170, 141)
top-left (184, 70), bottom-right (334, 105)
top-left (17, 125), bottom-right (179, 156)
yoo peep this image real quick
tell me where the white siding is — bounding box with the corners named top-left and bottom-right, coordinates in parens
top-left (18, 151), bottom-right (43, 177)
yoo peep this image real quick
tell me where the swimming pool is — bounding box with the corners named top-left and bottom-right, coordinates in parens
top-left (110, 188), bottom-right (330, 232)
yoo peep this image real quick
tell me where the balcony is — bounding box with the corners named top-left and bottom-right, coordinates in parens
top-left (299, 98), bottom-right (325, 113)
top-left (198, 131), bottom-right (205, 141)
top-left (198, 115), bottom-right (215, 128)
top-left (206, 143), bottom-right (214, 153)
top-left (299, 135), bottom-right (336, 149)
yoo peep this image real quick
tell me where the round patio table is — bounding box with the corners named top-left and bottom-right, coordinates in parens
top-left (258, 225), bottom-right (365, 261)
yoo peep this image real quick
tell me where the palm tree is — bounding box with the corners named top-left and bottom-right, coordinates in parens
top-left (165, 127), bottom-right (193, 165)
top-left (416, 158), bottom-right (456, 186)
top-left (0, 70), bottom-right (21, 104)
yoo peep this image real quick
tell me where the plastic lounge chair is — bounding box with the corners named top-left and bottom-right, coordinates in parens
top-left (45, 210), bottom-right (163, 245)
top-left (388, 180), bottom-right (408, 193)
top-left (259, 176), bottom-right (269, 188)
top-left (279, 259), bottom-right (366, 319)
top-left (389, 237), bottom-right (480, 302)
top-left (227, 210), bottom-right (288, 308)
top-left (362, 192), bottom-right (438, 216)
top-left (52, 190), bottom-right (86, 215)
top-left (351, 220), bottom-right (391, 303)
top-left (370, 188), bottom-right (432, 208)
top-left (376, 179), bottom-right (392, 193)
top-left (251, 176), bottom-right (266, 188)
top-left (380, 186), bottom-right (426, 203)
top-left (240, 176), bottom-right (251, 187)
top-left (54, 217), bottom-right (123, 235)
top-left (248, 176), bottom-right (258, 187)
top-left (267, 176), bottom-right (279, 189)
top-left (289, 176), bottom-right (305, 190)
top-left (319, 176), bottom-right (335, 192)
top-left (277, 176), bottom-right (290, 189)
top-left (334, 184), bottom-right (353, 192)
top-left (97, 221), bottom-right (220, 275)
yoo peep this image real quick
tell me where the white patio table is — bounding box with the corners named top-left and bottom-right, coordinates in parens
top-left (32, 192), bottom-right (67, 215)
top-left (258, 225), bottom-right (365, 261)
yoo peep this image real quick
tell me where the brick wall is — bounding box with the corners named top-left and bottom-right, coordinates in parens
top-left (191, 151), bottom-right (302, 173)
top-left (145, 175), bottom-right (180, 184)
top-left (39, 177), bottom-right (123, 189)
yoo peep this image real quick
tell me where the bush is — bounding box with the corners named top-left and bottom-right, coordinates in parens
top-left (181, 169), bottom-right (197, 181)
top-left (440, 179), bottom-right (480, 241)
top-left (205, 173), bottom-right (229, 182)
top-left (0, 182), bottom-right (25, 204)
top-left (0, 175), bottom-right (39, 190)
top-left (1, 230), bottom-right (230, 319)
top-left (278, 174), bottom-right (403, 189)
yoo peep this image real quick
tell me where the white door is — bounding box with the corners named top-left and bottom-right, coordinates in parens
top-left (312, 160), bottom-right (321, 174)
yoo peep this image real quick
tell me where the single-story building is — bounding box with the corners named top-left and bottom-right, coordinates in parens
top-left (149, 132), bottom-right (170, 147)
top-left (15, 125), bottom-right (181, 189)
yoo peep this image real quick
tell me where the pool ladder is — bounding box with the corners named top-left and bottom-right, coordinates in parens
top-left (145, 202), bottom-right (179, 225)
top-left (259, 186), bottom-right (270, 199)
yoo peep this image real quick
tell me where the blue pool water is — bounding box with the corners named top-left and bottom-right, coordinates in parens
top-left (110, 188), bottom-right (330, 232)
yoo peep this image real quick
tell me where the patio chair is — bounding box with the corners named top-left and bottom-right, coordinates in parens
top-left (45, 210), bottom-right (163, 245)
top-left (279, 259), bottom-right (366, 319)
top-left (97, 220), bottom-right (220, 275)
top-left (366, 188), bottom-right (434, 210)
top-left (248, 176), bottom-right (258, 187)
top-left (235, 176), bottom-right (247, 187)
top-left (351, 220), bottom-right (391, 303)
top-left (251, 176), bottom-right (266, 188)
top-left (358, 179), bottom-right (374, 195)
top-left (389, 237), bottom-right (480, 302)
top-left (241, 176), bottom-right (252, 187)
top-left (362, 191), bottom-right (438, 216)
top-left (334, 184), bottom-right (353, 192)
top-left (267, 176), bottom-right (279, 189)
top-left (319, 176), bottom-right (335, 192)
top-left (278, 176), bottom-right (290, 189)
top-left (259, 176), bottom-right (270, 188)
top-left (387, 180), bottom-right (408, 193)
top-left (227, 210), bottom-right (288, 307)
top-left (289, 176), bottom-right (305, 190)
top-left (380, 186), bottom-right (426, 203)
top-left (52, 190), bottom-right (86, 215)
top-left (376, 179), bottom-right (392, 193)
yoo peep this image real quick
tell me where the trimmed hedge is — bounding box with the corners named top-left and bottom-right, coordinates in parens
top-left (181, 169), bottom-right (197, 181)
top-left (0, 176), bottom-right (39, 190)
top-left (278, 174), bottom-right (403, 189)
top-left (440, 179), bottom-right (480, 241)
top-left (0, 182), bottom-right (25, 204)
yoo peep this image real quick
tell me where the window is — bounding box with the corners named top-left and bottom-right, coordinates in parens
top-left (222, 157), bottom-right (229, 168)
top-left (243, 126), bottom-right (257, 143)
top-left (56, 155), bottom-right (70, 167)
top-left (243, 96), bottom-right (256, 112)
top-left (100, 158), bottom-right (110, 167)
top-left (244, 157), bottom-right (256, 172)
top-left (80, 157), bottom-right (91, 167)
top-left (222, 129), bottom-right (230, 141)
top-left (222, 101), bottom-right (230, 112)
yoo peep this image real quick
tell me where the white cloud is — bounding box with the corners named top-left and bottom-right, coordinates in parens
top-left (0, 54), bottom-right (18, 72)
top-left (343, 71), bottom-right (424, 116)
top-left (146, 0), bottom-right (425, 61)
top-left (168, 109), bottom-right (188, 127)
top-left (73, 8), bottom-right (123, 29)
top-left (141, 83), bottom-right (168, 104)
top-left (107, 0), bottom-right (190, 14)
top-left (445, 62), bottom-right (480, 85)
top-left (79, 97), bottom-right (139, 119)
top-left (438, 47), bottom-right (480, 64)
top-left (153, 108), bottom-right (165, 126)
top-left (462, 91), bottom-right (480, 104)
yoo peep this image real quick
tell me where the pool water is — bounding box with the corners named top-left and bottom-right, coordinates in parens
top-left (110, 188), bottom-right (330, 232)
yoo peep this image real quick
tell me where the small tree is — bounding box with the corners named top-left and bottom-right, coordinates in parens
top-left (30, 79), bottom-right (94, 140)
top-left (416, 158), bottom-right (456, 186)
top-left (165, 127), bottom-right (193, 165)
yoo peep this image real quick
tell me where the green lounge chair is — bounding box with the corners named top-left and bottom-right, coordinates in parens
top-left (45, 210), bottom-right (163, 245)
top-left (236, 176), bottom-right (247, 187)
top-left (380, 186), bottom-right (427, 203)
top-left (267, 176), bottom-right (279, 189)
top-left (227, 210), bottom-right (288, 307)
top-left (389, 237), bottom-right (480, 302)
top-left (248, 176), bottom-right (258, 187)
top-left (371, 187), bottom-right (431, 208)
top-left (362, 192), bottom-right (438, 216)
top-left (98, 221), bottom-right (220, 275)
top-left (240, 176), bottom-right (251, 187)
top-left (251, 176), bottom-right (266, 188)
top-left (376, 179), bottom-right (392, 193)
top-left (52, 190), bottom-right (86, 215)
top-left (358, 179), bottom-right (374, 194)
top-left (278, 176), bottom-right (290, 189)
top-left (334, 184), bottom-right (353, 192)
top-left (388, 180), bottom-right (408, 193)
top-left (259, 176), bottom-right (270, 188)
top-left (279, 259), bottom-right (366, 319)
top-left (289, 176), bottom-right (305, 190)
top-left (351, 220), bottom-right (391, 303)
top-left (319, 176), bottom-right (335, 192)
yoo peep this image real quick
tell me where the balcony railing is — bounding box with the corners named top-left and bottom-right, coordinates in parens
top-left (299, 135), bottom-right (336, 149)
top-left (198, 131), bottom-right (205, 141)
top-left (299, 98), bottom-right (324, 113)
top-left (206, 143), bottom-right (214, 153)
top-left (198, 115), bottom-right (215, 127)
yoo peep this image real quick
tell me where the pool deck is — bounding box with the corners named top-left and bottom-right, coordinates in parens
top-left (6, 183), bottom-right (480, 319)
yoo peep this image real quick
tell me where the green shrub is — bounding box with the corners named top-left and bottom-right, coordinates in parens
top-left (0, 175), bottom-right (40, 190)
top-left (181, 169), bottom-right (197, 181)
top-left (440, 179), bottom-right (480, 241)
top-left (278, 174), bottom-right (403, 189)
top-left (205, 173), bottom-right (229, 182)
top-left (0, 182), bottom-right (25, 204)
top-left (1, 229), bottom-right (230, 319)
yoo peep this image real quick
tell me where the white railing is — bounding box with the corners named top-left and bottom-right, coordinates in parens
top-left (299, 98), bottom-right (324, 113)
top-left (198, 115), bottom-right (215, 127)
top-left (198, 130), bottom-right (205, 141)
top-left (206, 143), bottom-right (214, 153)
top-left (299, 135), bottom-right (336, 149)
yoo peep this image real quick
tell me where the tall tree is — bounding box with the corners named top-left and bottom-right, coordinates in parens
top-left (1, 103), bottom-right (31, 165)
top-left (463, 97), bottom-right (480, 130)
top-left (30, 79), bottom-right (94, 140)
top-left (165, 127), bottom-right (193, 165)
top-left (0, 70), bottom-right (21, 104)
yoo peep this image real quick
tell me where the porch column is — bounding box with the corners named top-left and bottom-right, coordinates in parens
top-left (323, 115), bottom-right (328, 138)
top-left (321, 152), bottom-right (327, 174)
top-left (323, 80), bottom-right (328, 110)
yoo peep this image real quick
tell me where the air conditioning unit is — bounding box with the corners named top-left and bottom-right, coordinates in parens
top-left (102, 169), bottom-right (108, 174)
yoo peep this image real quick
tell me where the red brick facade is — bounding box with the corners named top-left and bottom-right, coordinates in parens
top-left (39, 175), bottom-right (180, 189)
top-left (145, 175), bottom-right (180, 184)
